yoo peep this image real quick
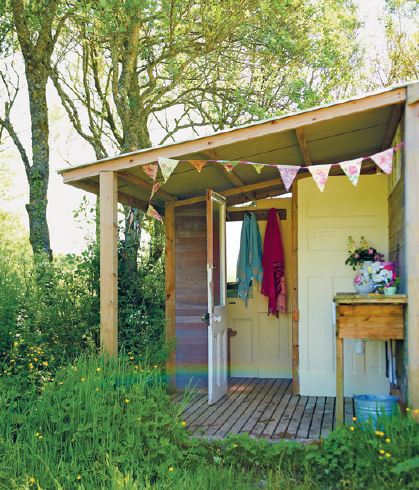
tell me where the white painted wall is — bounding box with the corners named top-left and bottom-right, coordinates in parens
top-left (298, 175), bottom-right (390, 396)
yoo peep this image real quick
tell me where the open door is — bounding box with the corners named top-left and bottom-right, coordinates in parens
top-left (206, 190), bottom-right (228, 404)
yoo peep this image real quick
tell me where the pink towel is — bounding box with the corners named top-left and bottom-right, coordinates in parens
top-left (261, 208), bottom-right (287, 316)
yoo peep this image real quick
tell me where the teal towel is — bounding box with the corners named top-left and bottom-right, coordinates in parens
top-left (237, 212), bottom-right (263, 305)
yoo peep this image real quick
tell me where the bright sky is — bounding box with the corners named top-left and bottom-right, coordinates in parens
top-left (1, 0), bottom-right (388, 256)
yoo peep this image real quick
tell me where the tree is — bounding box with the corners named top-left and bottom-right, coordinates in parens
top-left (0, 0), bottom-right (71, 259)
top-left (373, 0), bottom-right (419, 86)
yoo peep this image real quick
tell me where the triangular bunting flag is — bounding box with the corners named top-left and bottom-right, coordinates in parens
top-left (150, 182), bottom-right (161, 201)
top-left (371, 148), bottom-right (394, 175)
top-left (308, 164), bottom-right (332, 192)
top-left (146, 204), bottom-right (163, 222)
top-left (340, 158), bottom-right (362, 186)
top-left (219, 160), bottom-right (240, 173)
top-left (141, 163), bottom-right (158, 181)
top-left (188, 160), bottom-right (207, 172)
top-left (158, 157), bottom-right (178, 182)
top-left (252, 164), bottom-right (265, 174)
top-left (276, 165), bottom-right (300, 191)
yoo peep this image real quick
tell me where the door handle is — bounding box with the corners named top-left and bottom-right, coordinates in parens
top-left (213, 315), bottom-right (221, 323)
top-left (202, 313), bottom-right (210, 326)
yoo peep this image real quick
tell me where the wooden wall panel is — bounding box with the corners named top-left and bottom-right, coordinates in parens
top-left (175, 202), bottom-right (208, 389)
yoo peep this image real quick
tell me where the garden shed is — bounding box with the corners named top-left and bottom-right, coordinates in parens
top-left (58, 81), bottom-right (419, 414)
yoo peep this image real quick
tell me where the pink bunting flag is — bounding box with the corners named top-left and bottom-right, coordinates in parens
top-left (252, 164), bottom-right (265, 174)
top-left (150, 182), bottom-right (161, 201)
top-left (371, 148), bottom-right (394, 175)
top-left (308, 164), bottom-right (332, 192)
top-left (141, 163), bottom-right (158, 181)
top-left (276, 165), bottom-right (300, 192)
top-left (188, 160), bottom-right (207, 172)
top-left (220, 160), bottom-right (239, 173)
top-left (146, 204), bottom-right (163, 222)
top-left (339, 158), bottom-right (362, 186)
top-left (158, 157), bottom-right (179, 182)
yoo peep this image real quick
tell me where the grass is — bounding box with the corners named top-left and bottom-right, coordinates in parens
top-left (1, 354), bottom-right (419, 489)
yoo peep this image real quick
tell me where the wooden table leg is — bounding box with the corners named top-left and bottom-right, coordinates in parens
top-left (336, 336), bottom-right (344, 425)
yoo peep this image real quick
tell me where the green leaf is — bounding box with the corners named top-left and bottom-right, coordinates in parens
top-left (392, 457), bottom-right (419, 475)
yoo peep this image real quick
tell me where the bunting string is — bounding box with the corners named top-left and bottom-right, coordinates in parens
top-left (142, 142), bottom-right (404, 219)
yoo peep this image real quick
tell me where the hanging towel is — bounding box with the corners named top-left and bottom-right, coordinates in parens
top-left (261, 208), bottom-right (287, 316)
top-left (237, 212), bottom-right (263, 305)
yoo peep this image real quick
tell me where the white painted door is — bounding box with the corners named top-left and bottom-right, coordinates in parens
top-left (299, 176), bottom-right (390, 397)
top-left (207, 190), bottom-right (228, 404)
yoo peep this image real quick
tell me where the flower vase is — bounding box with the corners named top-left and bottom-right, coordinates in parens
top-left (354, 261), bottom-right (377, 294)
top-left (384, 286), bottom-right (397, 295)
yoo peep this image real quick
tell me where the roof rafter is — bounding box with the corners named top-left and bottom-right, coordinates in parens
top-left (295, 127), bottom-right (312, 166)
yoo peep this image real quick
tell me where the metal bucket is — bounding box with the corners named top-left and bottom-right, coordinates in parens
top-left (354, 394), bottom-right (400, 429)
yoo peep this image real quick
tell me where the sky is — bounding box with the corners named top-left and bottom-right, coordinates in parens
top-left (1, 0), bottom-right (389, 256)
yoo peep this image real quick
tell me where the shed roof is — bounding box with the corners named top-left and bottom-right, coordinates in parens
top-left (59, 82), bottom-right (415, 215)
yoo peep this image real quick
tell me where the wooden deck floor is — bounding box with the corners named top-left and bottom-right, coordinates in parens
top-left (171, 378), bottom-right (355, 444)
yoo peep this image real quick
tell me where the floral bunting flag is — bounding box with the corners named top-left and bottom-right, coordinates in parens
top-left (220, 160), bottom-right (240, 173)
top-left (158, 157), bottom-right (179, 182)
top-left (371, 148), bottom-right (394, 175)
top-left (252, 164), bottom-right (265, 174)
top-left (188, 160), bottom-right (207, 172)
top-left (308, 164), bottom-right (332, 192)
top-left (141, 163), bottom-right (158, 181)
top-left (339, 158), bottom-right (362, 186)
top-left (150, 182), bottom-right (161, 201)
top-left (146, 204), bottom-right (163, 222)
top-left (276, 165), bottom-right (300, 191)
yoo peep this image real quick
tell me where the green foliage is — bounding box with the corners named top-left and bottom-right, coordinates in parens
top-left (305, 409), bottom-right (419, 488)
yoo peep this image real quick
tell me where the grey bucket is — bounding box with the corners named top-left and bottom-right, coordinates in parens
top-left (354, 395), bottom-right (400, 429)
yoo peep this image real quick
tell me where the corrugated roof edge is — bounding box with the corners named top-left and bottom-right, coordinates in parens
top-left (57, 80), bottom-right (417, 175)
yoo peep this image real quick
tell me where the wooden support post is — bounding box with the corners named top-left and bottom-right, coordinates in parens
top-left (405, 87), bottom-right (419, 412)
top-left (291, 176), bottom-right (300, 395)
top-left (336, 335), bottom-right (344, 425)
top-left (100, 171), bottom-right (118, 358)
top-left (165, 198), bottom-right (176, 387)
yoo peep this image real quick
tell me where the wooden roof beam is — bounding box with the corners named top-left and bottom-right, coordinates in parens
top-left (200, 148), bottom-right (257, 202)
top-left (117, 170), bottom-right (174, 202)
top-left (59, 87), bottom-right (406, 183)
top-left (295, 127), bottom-right (312, 166)
top-left (381, 103), bottom-right (404, 151)
top-left (219, 177), bottom-right (284, 198)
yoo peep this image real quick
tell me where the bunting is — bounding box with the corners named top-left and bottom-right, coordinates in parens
top-left (308, 164), bottom-right (332, 192)
top-left (146, 204), bottom-right (163, 222)
top-left (371, 148), bottom-right (394, 175)
top-left (158, 157), bottom-right (178, 182)
top-left (141, 163), bottom-right (158, 181)
top-left (221, 161), bottom-right (240, 173)
top-left (339, 158), bottom-right (362, 186)
top-left (150, 182), bottom-right (161, 200)
top-left (252, 164), bottom-right (265, 174)
top-left (276, 165), bottom-right (300, 192)
top-left (188, 160), bottom-right (207, 172)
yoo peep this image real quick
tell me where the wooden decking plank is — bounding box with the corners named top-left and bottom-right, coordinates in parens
top-left (239, 379), bottom-right (284, 435)
top-left (285, 396), bottom-right (308, 439)
top-left (308, 397), bottom-right (326, 440)
top-left (171, 393), bottom-right (185, 404)
top-left (189, 378), bottom-right (260, 434)
top-left (238, 379), bottom-right (279, 434)
top-left (250, 379), bottom-right (290, 437)
top-left (206, 379), bottom-right (270, 439)
top-left (320, 397), bottom-right (335, 439)
top-left (179, 393), bottom-right (207, 418)
top-left (296, 396), bottom-right (316, 439)
top-left (272, 395), bottom-right (300, 441)
top-left (261, 381), bottom-right (293, 439)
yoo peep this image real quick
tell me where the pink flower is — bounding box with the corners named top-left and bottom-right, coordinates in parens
top-left (369, 249), bottom-right (374, 255)
top-left (348, 165), bottom-right (358, 175)
top-left (354, 253), bottom-right (359, 259)
top-left (354, 274), bottom-right (362, 285)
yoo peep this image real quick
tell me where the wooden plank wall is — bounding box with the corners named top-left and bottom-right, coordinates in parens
top-left (175, 202), bottom-right (208, 389)
top-left (388, 116), bottom-right (407, 400)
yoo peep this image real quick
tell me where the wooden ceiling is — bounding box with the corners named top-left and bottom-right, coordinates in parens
top-left (59, 85), bottom-right (408, 217)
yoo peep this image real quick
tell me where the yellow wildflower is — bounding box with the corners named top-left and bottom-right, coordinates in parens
top-left (35, 433), bottom-right (39, 436)
top-left (30, 347), bottom-right (34, 350)
top-left (234, 444), bottom-right (237, 448)
top-left (350, 427), bottom-right (354, 431)
top-left (375, 431), bottom-right (384, 436)
top-left (182, 421), bottom-right (186, 426)
top-left (51, 378), bottom-right (54, 382)
top-left (386, 453), bottom-right (391, 457)
top-left (30, 478), bottom-right (35, 483)
top-left (352, 417), bottom-right (356, 421)
top-left (415, 409), bottom-right (419, 415)
top-left (125, 399), bottom-right (129, 403)
top-left (169, 468), bottom-right (173, 472)
top-left (29, 363), bottom-right (34, 369)
top-left (386, 438), bottom-right (390, 443)
top-left (135, 366), bottom-right (138, 369)
top-left (34, 358), bottom-right (37, 362)
top-left (97, 368), bottom-right (100, 372)
top-left (39, 435), bottom-right (43, 439)
top-left (130, 357), bottom-right (134, 360)
top-left (59, 382), bottom-right (63, 385)
top-left (14, 342), bottom-right (18, 346)
top-left (96, 388), bottom-right (99, 391)
top-left (77, 475), bottom-right (81, 480)
top-left (43, 361), bottom-right (48, 366)
top-left (138, 418), bottom-right (141, 421)
top-left (154, 365), bottom-right (157, 368)
top-left (81, 378), bottom-right (84, 381)
top-left (380, 450), bottom-right (385, 454)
